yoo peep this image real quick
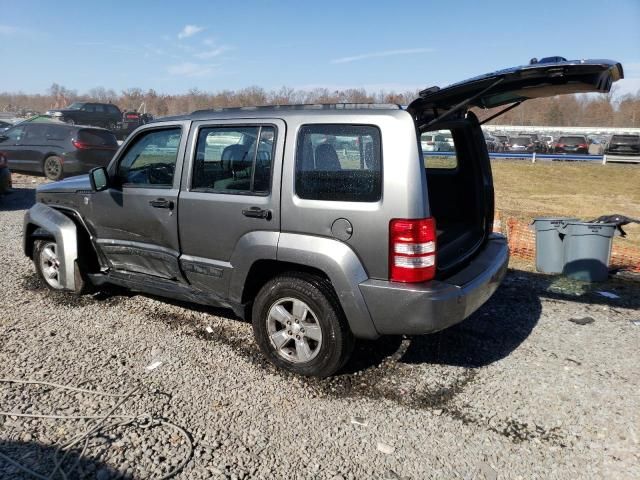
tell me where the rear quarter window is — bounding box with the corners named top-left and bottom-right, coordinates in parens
top-left (78, 129), bottom-right (118, 146)
top-left (295, 124), bottom-right (381, 202)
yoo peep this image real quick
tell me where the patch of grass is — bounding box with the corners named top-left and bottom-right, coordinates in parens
top-left (492, 160), bottom-right (640, 247)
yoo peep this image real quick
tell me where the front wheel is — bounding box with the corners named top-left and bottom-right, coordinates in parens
top-left (43, 156), bottom-right (64, 181)
top-left (252, 273), bottom-right (354, 377)
top-left (34, 240), bottom-right (64, 290)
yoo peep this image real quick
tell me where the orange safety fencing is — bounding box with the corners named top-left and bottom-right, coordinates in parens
top-left (493, 212), bottom-right (640, 273)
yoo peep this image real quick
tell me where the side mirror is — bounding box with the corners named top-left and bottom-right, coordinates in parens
top-left (89, 167), bottom-right (109, 191)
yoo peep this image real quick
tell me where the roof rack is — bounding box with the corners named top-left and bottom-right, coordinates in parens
top-left (191, 103), bottom-right (402, 115)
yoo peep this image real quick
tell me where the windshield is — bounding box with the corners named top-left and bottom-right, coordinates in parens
top-left (66, 102), bottom-right (84, 110)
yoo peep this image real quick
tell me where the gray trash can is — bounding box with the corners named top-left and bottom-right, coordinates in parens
top-left (561, 222), bottom-right (616, 282)
top-left (532, 217), bottom-right (578, 274)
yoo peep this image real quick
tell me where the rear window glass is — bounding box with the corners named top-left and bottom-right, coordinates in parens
top-left (295, 124), bottom-right (381, 202)
top-left (610, 135), bottom-right (639, 143)
top-left (510, 137), bottom-right (531, 144)
top-left (559, 136), bottom-right (586, 144)
top-left (78, 129), bottom-right (118, 146)
top-left (421, 130), bottom-right (457, 169)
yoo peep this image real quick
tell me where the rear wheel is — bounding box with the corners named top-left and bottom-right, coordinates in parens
top-left (43, 156), bottom-right (64, 181)
top-left (252, 273), bottom-right (354, 377)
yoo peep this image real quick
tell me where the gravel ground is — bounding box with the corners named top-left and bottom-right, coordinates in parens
top-left (1, 176), bottom-right (639, 479)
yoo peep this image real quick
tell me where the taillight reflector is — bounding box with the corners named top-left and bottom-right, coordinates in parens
top-left (390, 217), bottom-right (437, 283)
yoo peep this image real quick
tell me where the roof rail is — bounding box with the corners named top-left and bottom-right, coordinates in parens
top-left (191, 103), bottom-right (402, 115)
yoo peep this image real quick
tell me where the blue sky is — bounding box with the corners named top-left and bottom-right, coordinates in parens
top-left (1, 0), bottom-right (639, 96)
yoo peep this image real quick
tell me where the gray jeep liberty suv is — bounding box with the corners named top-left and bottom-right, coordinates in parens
top-left (24, 58), bottom-right (623, 376)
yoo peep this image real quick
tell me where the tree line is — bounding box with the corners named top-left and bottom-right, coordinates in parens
top-left (1, 83), bottom-right (639, 127)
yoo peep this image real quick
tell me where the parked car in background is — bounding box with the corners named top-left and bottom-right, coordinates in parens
top-left (0, 121), bottom-right (118, 180)
top-left (493, 134), bottom-right (509, 150)
top-left (507, 136), bottom-right (535, 152)
top-left (520, 133), bottom-right (544, 152)
top-left (45, 102), bottom-right (122, 129)
top-left (114, 110), bottom-right (155, 140)
top-left (540, 135), bottom-right (554, 152)
top-left (0, 152), bottom-right (11, 194)
top-left (554, 135), bottom-right (589, 154)
top-left (484, 134), bottom-right (502, 152)
top-left (0, 120), bottom-right (13, 132)
top-left (606, 134), bottom-right (640, 156)
top-left (421, 133), bottom-right (452, 152)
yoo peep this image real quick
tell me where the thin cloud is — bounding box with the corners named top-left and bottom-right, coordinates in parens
top-left (0, 25), bottom-right (30, 36)
top-left (194, 46), bottom-right (231, 59)
top-left (331, 48), bottom-right (434, 64)
top-left (178, 24), bottom-right (204, 40)
top-left (167, 62), bottom-right (217, 77)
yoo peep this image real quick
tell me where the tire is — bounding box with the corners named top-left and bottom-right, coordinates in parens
top-left (252, 272), bottom-right (354, 377)
top-left (43, 156), bottom-right (64, 181)
top-left (33, 239), bottom-right (91, 294)
top-left (65, 118), bottom-right (75, 125)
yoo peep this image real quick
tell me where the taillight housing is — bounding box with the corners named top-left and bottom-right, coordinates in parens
top-left (389, 217), bottom-right (437, 283)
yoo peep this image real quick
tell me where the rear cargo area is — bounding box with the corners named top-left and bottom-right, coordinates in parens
top-left (421, 121), bottom-right (492, 277)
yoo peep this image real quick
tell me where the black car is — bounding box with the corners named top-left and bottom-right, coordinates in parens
top-left (46, 102), bottom-right (122, 129)
top-left (113, 110), bottom-right (154, 140)
top-left (0, 120), bottom-right (13, 132)
top-left (554, 135), bottom-right (588, 154)
top-left (0, 122), bottom-right (118, 181)
top-left (606, 134), bottom-right (640, 156)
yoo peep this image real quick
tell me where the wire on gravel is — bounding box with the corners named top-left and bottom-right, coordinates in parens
top-left (0, 379), bottom-right (193, 480)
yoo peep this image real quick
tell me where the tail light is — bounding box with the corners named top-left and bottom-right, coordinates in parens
top-left (72, 140), bottom-right (117, 150)
top-left (579, 144), bottom-right (587, 149)
top-left (125, 113), bottom-right (139, 119)
top-left (389, 218), bottom-right (436, 283)
top-left (556, 143), bottom-right (565, 148)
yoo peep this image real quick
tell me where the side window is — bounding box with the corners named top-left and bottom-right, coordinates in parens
top-left (192, 125), bottom-right (275, 194)
top-left (421, 129), bottom-right (457, 170)
top-left (108, 105), bottom-right (120, 115)
top-left (117, 128), bottom-right (182, 187)
top-left (94, 104), bottom-right (105, 113)
top-left (4, 126), bottom-right (25, 142)
top-left (24, 125), bottom-right (48, 143)
top-left (82, 104), bottom-right (95, 112)
top-left (295, 124), bottom-right (381, 202)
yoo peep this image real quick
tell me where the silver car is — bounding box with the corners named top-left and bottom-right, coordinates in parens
top-left (23, 57), bottom-right (623, 376)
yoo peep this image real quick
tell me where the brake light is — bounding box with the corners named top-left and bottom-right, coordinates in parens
top-left (125, 113), bottom-right (139, 119)
top-left (557, 143), bottom-right (565, 148)
top-left (390, 218), bottom-right (436, 283)
top-left (579, 144), bottom-right (587, 149)
top-left (72, 140), bottom-right (117, 150)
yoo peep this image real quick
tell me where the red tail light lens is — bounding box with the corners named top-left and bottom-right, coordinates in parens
top-left (557, 143), bottom-right (565, 148)
top-left (390, 217), bottom-right (437, 283)
top-left (73, 140), bottom-right (117, 151)
top-left (579, 144), bottom-right (587, 149)
top-left (125, 113), bottom-right (139, 119)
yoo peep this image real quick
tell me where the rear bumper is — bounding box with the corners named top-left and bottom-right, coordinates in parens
top-left (359, 234), bottom-right (509, 335)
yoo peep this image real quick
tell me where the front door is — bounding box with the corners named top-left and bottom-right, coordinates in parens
top-left (0, 125), bottom-right (27, 171)
top-left (177, 119), bottom-right (284, 294)
top-left (86, 122), bottom-right (189, 280)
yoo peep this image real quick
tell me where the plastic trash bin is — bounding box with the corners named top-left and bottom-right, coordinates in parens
top-left (561, 222), bottom-right (616, 282)
top-left (532, 217), bottom-right (578, 274)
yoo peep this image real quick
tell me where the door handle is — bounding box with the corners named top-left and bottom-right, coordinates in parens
top-left (242, 207), bottom-right (272, 220)
top-left (149, 198), bottom-right (174, 210)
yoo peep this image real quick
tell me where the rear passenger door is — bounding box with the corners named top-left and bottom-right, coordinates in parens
top-left (178, 119), bottom-right (284, 294)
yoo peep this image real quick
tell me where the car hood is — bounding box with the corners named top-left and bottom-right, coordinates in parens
top-left (37, 175), bottom-right (92, 194)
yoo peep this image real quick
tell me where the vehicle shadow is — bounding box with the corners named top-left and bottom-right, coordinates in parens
top-left (0, 439), bottom-right (130, 479)
top-left (343, 268), bottom-right (639, 371)
top-left (0, 188), bottom-right (36, 211)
